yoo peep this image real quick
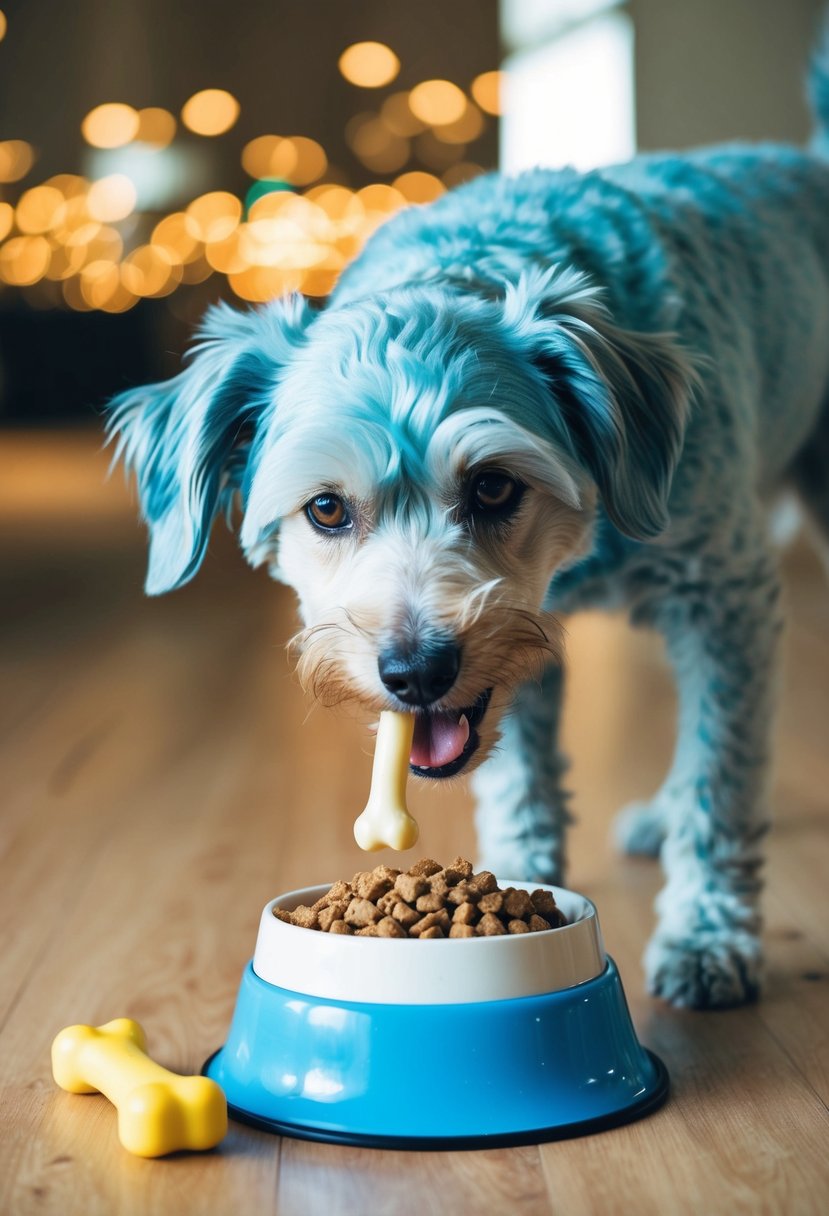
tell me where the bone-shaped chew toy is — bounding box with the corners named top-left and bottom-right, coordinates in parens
top-left (354, 710), bottom-right (419, 851)
top-left (51, 1018), bottom-right (227, 1157)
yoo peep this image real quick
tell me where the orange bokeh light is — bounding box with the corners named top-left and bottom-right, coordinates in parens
top-left (0, 140), bottom-right (35, 183)
top-left (82, 104), bottom-right (140, 149)
top-left (0, 200), bottom-right (14, 241)
top-left (184, 192), bottom-right (242, 243)
top-left (122, 244), bottom-right (181, 297)
top-left (136, 107), bottom-right (177, 147)
top-left (15, 186), bottom-right (66, 233)
top-left (471, 70), bottom-right (503, 116)
top-left (151, 212), bottom-right (201, 263)
top-left (338, 42), bottom-right (400, 88)
top-left (408, 80), bottom-right (467, 126)
top-left (0, 235), bottom-right (51, 286)
top-left (393, 171), bottom-right (445, 204)
top-left (181, 89), bottom-right (239, 136)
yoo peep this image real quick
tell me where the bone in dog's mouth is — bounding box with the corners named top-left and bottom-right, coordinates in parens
top-left (409, 689), bottom-right (492, 779)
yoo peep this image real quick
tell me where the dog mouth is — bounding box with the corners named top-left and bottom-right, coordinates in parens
top-left (409, 689), bottom-right (492, 779)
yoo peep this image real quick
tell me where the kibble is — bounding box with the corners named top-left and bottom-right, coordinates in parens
top-left (452, 901), bottom-right (478, 925)
top-left (476, 911), bottom-right (507, 936)
top-left (504, 888), bottom-right (534, 920)
top-left (394, 873), bottom-right (429, 902)
top-left (273, 859), bottom-right (567, 938)
top-left (345, 897), bottom-right (382, 927)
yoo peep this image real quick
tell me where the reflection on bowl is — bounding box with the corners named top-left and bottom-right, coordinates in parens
top-left (205, 882), bottom-right (668, 1148)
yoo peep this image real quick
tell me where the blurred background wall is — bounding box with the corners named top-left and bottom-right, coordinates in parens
top-left (0, 0), bottom-right (824, 428)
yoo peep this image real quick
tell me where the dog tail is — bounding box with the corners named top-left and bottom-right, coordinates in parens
top-left (807, 12), bottom-right (829, 155)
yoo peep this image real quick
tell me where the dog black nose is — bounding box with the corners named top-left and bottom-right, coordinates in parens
top-left (378, 640), bottom-right (461, 706)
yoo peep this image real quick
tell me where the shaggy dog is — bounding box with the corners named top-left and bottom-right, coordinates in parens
top-left (108, 39), bottom-right (829, 1008)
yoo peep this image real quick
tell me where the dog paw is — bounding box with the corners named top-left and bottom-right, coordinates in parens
top-left (644, 929), bottom-right (763, 1009)
top-left (613, 799), bottom-right (667, 858)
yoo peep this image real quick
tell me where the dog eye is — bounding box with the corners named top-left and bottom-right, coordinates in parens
top-left (306, 494), bottom-right (351, 532)
top-left (470, 471), bottom-right (523, 516)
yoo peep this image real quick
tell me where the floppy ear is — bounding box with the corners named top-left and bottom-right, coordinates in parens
top-left (500, 267), bottom-right (696, 540)
top-left (107, 293), bottom-right (313, 594)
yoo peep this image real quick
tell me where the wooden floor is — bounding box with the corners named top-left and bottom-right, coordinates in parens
top-left (1, 430), bottom-right (827, 1216)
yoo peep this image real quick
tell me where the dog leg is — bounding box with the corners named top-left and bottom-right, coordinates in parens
top-left (643, 545), bottom-right (782, 1008)
top-left (472, 663), bottom-right (570, 884)
top-left (614, 793), bottom-right (672, 857)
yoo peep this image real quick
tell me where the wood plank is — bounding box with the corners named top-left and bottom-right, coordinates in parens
top-left (277, 1142), bottom-right (551, 1216)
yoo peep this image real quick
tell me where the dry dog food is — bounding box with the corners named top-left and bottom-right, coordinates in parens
top-left (273, 857), bottom-right (567, 939)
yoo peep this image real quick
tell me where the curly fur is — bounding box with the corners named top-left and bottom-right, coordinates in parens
top-left (107, 28), bottom-right (829, 1008)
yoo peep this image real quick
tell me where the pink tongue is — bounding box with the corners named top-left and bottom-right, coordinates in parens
top-left (410, 712), bottom-right (470, 769)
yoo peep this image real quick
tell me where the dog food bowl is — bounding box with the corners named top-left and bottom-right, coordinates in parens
top-left (204, 883), bottom-right (668, 1148)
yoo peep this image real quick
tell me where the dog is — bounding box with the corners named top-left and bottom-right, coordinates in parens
top-left (107, 33), bottom-right (829, 1009)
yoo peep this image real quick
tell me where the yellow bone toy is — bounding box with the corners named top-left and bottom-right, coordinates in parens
top-left (51, 1017), bottom-right (227, 1157)
top-left (354, 710), bottom-right (419, 851)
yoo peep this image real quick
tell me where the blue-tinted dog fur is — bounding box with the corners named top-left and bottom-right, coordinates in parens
top-left (108, 33), bottom-right (829, 1008)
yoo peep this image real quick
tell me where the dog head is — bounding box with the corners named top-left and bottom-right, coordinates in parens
top-left (109, 264), bottom-right (692, 777)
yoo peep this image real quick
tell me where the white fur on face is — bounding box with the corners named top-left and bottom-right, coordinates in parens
top-left (246, 413), bottom-right (594, 769)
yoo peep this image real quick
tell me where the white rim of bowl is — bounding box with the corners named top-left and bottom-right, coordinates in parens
top-left (252, 882), bottom-right (606, 1005)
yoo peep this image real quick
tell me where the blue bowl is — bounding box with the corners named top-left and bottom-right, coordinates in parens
top-left (205, 884), bottom-right (668, 1148)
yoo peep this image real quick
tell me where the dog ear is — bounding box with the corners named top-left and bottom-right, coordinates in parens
top-left (500, 267), bottom-right (696, 540)
top-left (107, 294), bottom-right (313, 594)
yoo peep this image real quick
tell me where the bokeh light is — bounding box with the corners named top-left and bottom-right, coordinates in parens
top-left (62, 275), bottom-right (92, 311)
top-left (408, 80), bottom-right (467, 126)
top-left (44, 174), bottom-right (88, 199)
top-left (338, 42), bottom-right (400, 88)
top-left (306, 184), bottom-right (365, 224)
top-left (0, 235), bottom-right (51, 286)
top-left (241, 135), bottom-right (326, 185)
top-left (135, 107), bottom-right (177, 147)
top-left (180, 256), bottom-right (212, 285)
top-left (242, 135), bottom-right (282, 178)
top-left (82, 103), bottom-right (140, 149)
top-left (44, 242), bottom-right (87, 281)
top-left (381, 92), bottom-right (427, 137)
top-left (414, 129), bottom-right (466, 170)
top-left (80, 259), bottom-right (121, 309)
top-left (204, 229), bottom-right (248, 275)
top-left (53, 195), bottom-right (99, 248)
top-left (86, 174), bottom-right (137, 222)
top-left (181, 89), bottom-right (239, 136)
top-left (393, 171), bottom-right (445, 204)
top-left (288, 136), bottom-right (328, 185)
top-left (347, 114), bottom-right (409, 174)
top-left (471, 70), bottom-right (503, 116)
top-left (184, 192), bottom-right (242, 243)
top-left (122, 244), bottom-right (181, 297)
top-left (442, 161), bottom-right (486, 188)
top-left (0, 140), bottom-right (35, 183)
top-left (0, 11), bottom-right (7, 41)
top-left (82, 226), bottom-right (124, 267)
top-left (151, 212), bottom-right (201, 264)
top-left (0, 201), bottom-right (13, 241)
top-left (432, 100), bottom-right (484, 144)
top-left (15, 186), bottom-right (65, 234)
top-left (229, 265), bottom-right (304, 302)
